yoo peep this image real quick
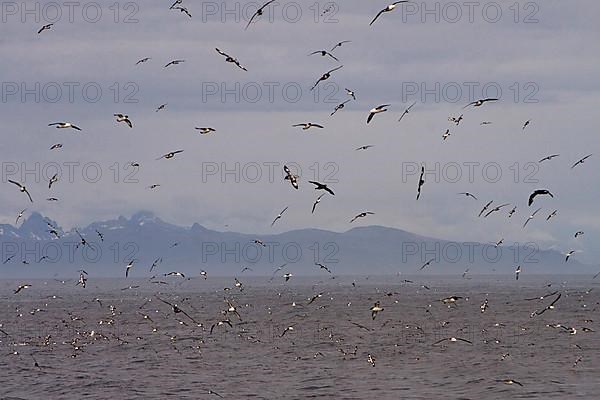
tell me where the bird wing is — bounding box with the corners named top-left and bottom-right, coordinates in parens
top-left (370, 9), bottom-right (385, 25)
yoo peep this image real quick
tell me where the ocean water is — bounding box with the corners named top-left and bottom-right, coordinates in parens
top-left (0, 275), bottom-right (598, 399)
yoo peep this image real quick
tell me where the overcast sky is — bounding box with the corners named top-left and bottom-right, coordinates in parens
top-left (1, 0), bottom-right (599, 263)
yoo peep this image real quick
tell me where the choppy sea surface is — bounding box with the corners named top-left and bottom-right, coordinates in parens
top-left (0, 275), bottom-right (598, 399)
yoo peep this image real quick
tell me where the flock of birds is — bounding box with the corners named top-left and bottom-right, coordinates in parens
top-left (1, 1), bottom-right (599, 397)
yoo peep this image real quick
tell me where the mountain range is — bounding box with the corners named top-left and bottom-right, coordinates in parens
top-left (0, 211), bottom-right (595, 279)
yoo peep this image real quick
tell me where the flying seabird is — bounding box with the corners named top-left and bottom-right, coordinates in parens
top-left (215, 48), bottom-right (248, 71)
top-left (172, 5), bottom-right (191, 18)
top-left (48, 122), bottom-right (81, 130)
top-left (308, 50), bottom-right (339, 62)
top-left (114, 113), bottom-right (133, 128)
top-left (463, 98), bottom-right (498, 109)
top-left (310, 65), bottom-right (343, 91)
top-left (331, 99), bottom-right (351, 116)
top-left (522, 120), bottom-right (531, 130)
top-left (448, 114), bottom-right (464, 126)
top-left (164, 271), bottom-right (186, 278)
top-left (156, 150), bottom-right (184, 160)
top-left (478, 201), bottom-right (493, 217)
top-left (195, 127), bottom-right (216, 134)
top-left (283, 273), bottom-right (293, 282)
top-left (523, 207), bottom-right (542, 228)
top-left (157, 297), bottom-right (199, 325)
top-left (50, 143), bottom-right (62, 150)
top-left (345, 88), bottom-right (356, 100)
top-left (48, 174), bottom-right (58, 189)
top-left (315, 263), bottom-right (331, 274)
top-left (308, 181), bottom-right (335, 195)
top-left (15, 209), bottom-right (26, 225)
top-left (136, 57), bottom-right (151, 65)
top-left (331, 41), bottom-right (351, 52)
top-left (539, 154), bottom-right (559, 163)
top-left (245, 0), bottom-right (276, 29)
top-left (271, 206), bottom-right (289, 226)
top-left (312, 193), bottom-right (325, 214)
top-left (156, 104), bottom-right (167, 112)
top-left (350, 211), bottom-right (375, 223)
top-left (370, 301), bottom-right (384, 319)
top-left (281, 325), bottom-right (297, 337)
top-left (531, 293), bottom-right (561, 316)
top-left (367, 104), bottom-right (390, 124)
top-left (458, 192), bottom-right (478, 200)
top-left (515, 265), bottom-right (521, 280)
top-left (484, 203), bottom-right (510, 217)
top-left (164, 59), bottom-right (185, 68)
top-left (442, 129), bottom-right (451, 140)
top-left (293, 123), bottom-right (324, 130)
top-left (200, 270), bottom-right (208, 279)
top-left (528, 189), bottom-right (553, 206)
top-left (370, 1), bottom-right (409, 26)
top-left (355, 145), bottom-right (374, 151)
top-left (419, 258), bottom-right (435, 271)
top-left (497, 379), bottom-right (523, 387)
top-left (571, 154), bottom-right (592, 169)
top-left (8, 180), bottom-right (33, 202)
top-left (565, 250), bottom-right (576, 263)
top-left (416, 166), bottom-right (425, 200)
top-left (574, 231), bottom-right (584, 238)
top-left (14, 284), bottom-right (32, 294)
top-left (210, 320), bottom-right (232, 334)
top-left (284, 165), bottom-right (299, 190)
top-left (398, 101), bottom-right (417, 122)
top-left (432, 337), bottom-right (473, 346)
top-left (546, 210), bottom-right (558, 221)
top-left (125, 259), bottom-right (137, 278)
top-left (367, 354), bottom-right (376, 367)
top-left (38, 23), bottom-right (54, 34)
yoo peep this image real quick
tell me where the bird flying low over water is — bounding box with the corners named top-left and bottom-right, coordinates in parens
top-left (528, 189), bottom-right (553, 206)
top-left (14, 284), bottom-right (32, 294)
top-left (370, 2), bottom-right (409, 26)
top-left (367, 104), bottom-right (390, 124)
top-left (515, 265), bottom-right (521, 280)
